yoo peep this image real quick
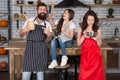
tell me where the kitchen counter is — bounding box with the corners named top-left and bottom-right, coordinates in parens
top-left (5, 39), bottom-right (120, 80)
top-left (103, 39), bottom-right (120, 43)
top-left (6, 39), bottom-right (26, 50)
top-left (5, 39), bottom-right (117, 56)
top-left (6, 38), bottom-right (120, 50)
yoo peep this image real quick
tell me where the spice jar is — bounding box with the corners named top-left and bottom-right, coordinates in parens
top-left (94, 0), bottom-right (102, 4)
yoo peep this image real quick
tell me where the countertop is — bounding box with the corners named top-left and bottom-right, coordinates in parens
top-left (103, 39), bottom-right (120, 43)
top-left (5, 38), bottom-right (120, 50)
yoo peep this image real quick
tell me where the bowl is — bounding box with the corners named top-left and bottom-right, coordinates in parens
top-left (28, 1), bottom-right (34, 4)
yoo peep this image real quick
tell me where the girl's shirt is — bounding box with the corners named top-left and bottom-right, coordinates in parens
top-left (55, 20), bottom-right (75, 43)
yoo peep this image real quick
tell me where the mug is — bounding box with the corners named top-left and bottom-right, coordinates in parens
top-left (86, 31), bottom-right (97, 37)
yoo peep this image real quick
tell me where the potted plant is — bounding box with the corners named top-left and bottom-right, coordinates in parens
top-left (107, 8), bottom-right (114, 18)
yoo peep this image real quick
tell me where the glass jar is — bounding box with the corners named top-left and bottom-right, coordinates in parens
top-left (20, 0), bottom-right (24, 4)
top-left (94, 0), bottom-right (102, 4)
top-left (112, 0), bottom-right (118, 4)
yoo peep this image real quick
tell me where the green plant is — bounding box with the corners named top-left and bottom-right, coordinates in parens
top-left (95, 12), bottom-right (99, 16)
top-left (108, 8), bottom-right (114, 16)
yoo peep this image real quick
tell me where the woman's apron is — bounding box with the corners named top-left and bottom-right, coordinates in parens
top-left (23, 20), bottom-right (48, 72)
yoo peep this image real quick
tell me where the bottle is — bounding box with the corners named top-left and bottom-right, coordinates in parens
top-left (16, 0), bottom-right (19, 4)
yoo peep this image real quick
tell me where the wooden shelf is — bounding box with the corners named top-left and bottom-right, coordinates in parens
top-left (0, 12), bottom-right (8, 14)
top-left (88, 4), bottom-right (120, 7)
top-left (14, 3), bottom-right (120, 7)
top-left (11, 17), bottom-right (120, 21)
top-left (99, 18), bottom-right (120, 20)
top-left (14, 3), bottom-right (54, 6)
top-left (0, 41), bottom-right (8, 46)
top-left (0, 68), bottom-right (8, 71)
top-left (0, 55), bottom-right (8, 57)
top-left (12, 18), bottom-right (26, 20)
top-left (0, 41), bottom-right (8, 43)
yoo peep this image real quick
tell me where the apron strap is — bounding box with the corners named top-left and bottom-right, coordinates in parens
top-left (44, 21), bottom-right (46, 28)
top-left (34, 17), bottom-right (37, 22)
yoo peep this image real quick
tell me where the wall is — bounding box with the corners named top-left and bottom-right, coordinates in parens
top-left (5, 0), bottom-right (120, 39)
top-left (0, 0), bottom-right (9, 64)
top-left (0, 0), bottom-right (8, 40)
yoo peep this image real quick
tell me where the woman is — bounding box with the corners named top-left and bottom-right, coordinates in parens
top-left (77, 10), bottom-right (106, 80)
top-left (48, 9), bottom-right (75, 69)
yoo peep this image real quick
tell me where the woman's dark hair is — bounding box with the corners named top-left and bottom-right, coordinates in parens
top-left (37, 2), bottom-right (47, 10)
top-left (81, 10), bottom-right (99, 33)
top-left (56, 9), bottom-right (74, 35)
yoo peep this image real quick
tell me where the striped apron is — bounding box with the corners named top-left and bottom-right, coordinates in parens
top-left (23, 21), bottom-right (48, 72)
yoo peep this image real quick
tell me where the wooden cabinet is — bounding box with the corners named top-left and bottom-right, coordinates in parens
top-left (106, 49), bottom-right (120, 73)
top-left (103, 40), bottom-right (120, 73)
top-left (107, 50), bottom-right (119, 68)
top-left (105, 41), bottom-right (120, 68)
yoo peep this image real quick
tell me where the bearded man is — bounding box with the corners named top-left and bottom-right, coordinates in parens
top-left (19, 2), bottom-right (52, 80)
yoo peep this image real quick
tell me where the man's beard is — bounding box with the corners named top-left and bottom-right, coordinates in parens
top-left (38, 13), bottom-right (47, 20)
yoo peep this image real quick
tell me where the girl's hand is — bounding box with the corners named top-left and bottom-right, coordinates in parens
top-left (50, 13), bottom-right (56, 19)
top-left (84, 31), bottom-right (90, 38)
